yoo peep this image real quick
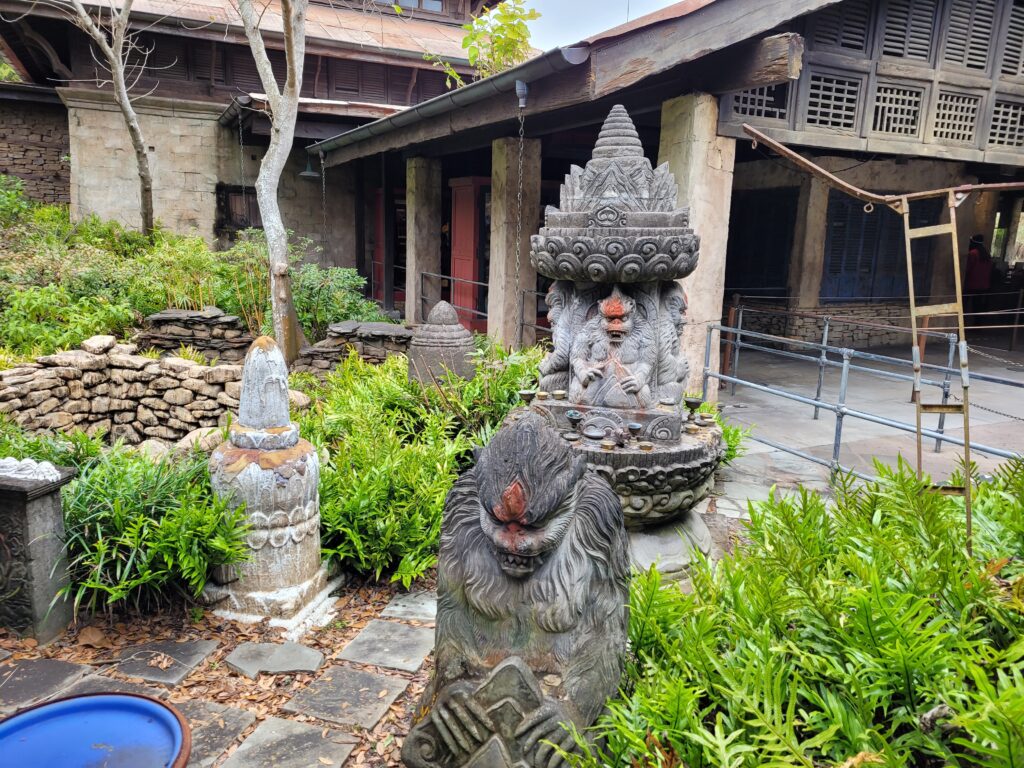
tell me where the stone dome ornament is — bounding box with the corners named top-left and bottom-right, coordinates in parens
top-left (530, 103), bottom-right (700, 284)
top-left (407, 300), bottom-right (476, 384)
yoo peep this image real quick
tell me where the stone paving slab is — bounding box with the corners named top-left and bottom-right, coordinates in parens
top-left (0, 649), bottom-right (9, 663)
top-left (175, 699), bottom-right (256, 768)
top-left (0, 659), bottom-right (91, 713)
top-left (226, 641), bottom-right (324, 680)
top-left (57, 674), bottom-right (168, 700)
top-left (221, 716), bottom-right (357, 768)
top-left (339, 619), bottom-right (434, 672)
top-left (117, 639), bottom-right (218, 686)
top-left (381, 591), bottom-right (438, 622)
top-left (283, 665), bottom-right (406, 728)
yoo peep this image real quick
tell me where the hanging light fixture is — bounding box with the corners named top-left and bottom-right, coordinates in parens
top-left (299, 155), bottom-right (320, 180)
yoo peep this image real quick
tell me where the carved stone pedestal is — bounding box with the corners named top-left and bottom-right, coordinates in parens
top-left (408, 301), bottom-right (476, 384)
top-left (0, 458), bottom-right (75, 644)
top-left (204, 337), bottom-right (340, 640)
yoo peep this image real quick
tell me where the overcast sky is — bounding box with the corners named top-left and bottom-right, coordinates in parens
top-left (526, 0), bottom-right (677, 50)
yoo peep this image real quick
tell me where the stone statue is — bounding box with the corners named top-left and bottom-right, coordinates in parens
top-left (409, 301), bottom-right (477, 384)
top-left (403, 413), bottom-right (628, 768)
top-left (204, 337), bottom-right (339, 639)
top-left (655, 282), bottom-right (690, 402)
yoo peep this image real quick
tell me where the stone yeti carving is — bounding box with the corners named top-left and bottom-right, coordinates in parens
top-left (656, 282), bottom-right (690, 401)
top-left (569, 286), bottom-right (657, 409)
top-left (537, 281), bottom-right (573, 393)
top-left (403, 413), bottom-right (629, 768)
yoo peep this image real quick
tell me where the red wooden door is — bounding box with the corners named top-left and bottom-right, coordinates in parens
top-left (449, 178), bottom-right (483, 330)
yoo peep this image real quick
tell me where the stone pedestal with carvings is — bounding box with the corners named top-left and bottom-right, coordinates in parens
top-left (528, 105), bottom-right (723, 556)
top-left (204, 337), bottom-right (339, 639)
top-left (0, 458), bottom-right (75, 644)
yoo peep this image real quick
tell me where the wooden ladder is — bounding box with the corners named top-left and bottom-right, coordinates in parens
top-left (897, 190), bottom-right (972, 552)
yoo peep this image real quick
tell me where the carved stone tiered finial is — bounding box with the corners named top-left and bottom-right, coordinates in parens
top-left (204, 337), bottom-right (339, 639)
top-left (408, 300), bottom-right (477, 384)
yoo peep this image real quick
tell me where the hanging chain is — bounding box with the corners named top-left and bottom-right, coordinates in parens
top-left (237, 113), bottom-right (248, 221)
top-left (513, 106), bottom-right (525, 299)
top-left (320, 152), bottom-right (328, 250)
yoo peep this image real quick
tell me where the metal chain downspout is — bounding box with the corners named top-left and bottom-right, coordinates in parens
top-left (514, 105), bottom-right (525, 334)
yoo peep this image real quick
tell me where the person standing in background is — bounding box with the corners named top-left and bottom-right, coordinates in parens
top-left (965, 234), bottom-right (993, 325)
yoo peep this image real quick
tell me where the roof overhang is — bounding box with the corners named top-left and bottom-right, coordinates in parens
top-left (311, 0), bottom-right (834, 167)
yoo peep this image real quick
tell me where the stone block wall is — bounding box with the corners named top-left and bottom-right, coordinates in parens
top-left (728, 302), bottom-right (913, 350)
top-left (292, 320), bottom-right (413, 376)
top-left (0, 101), bottom-right (70, 204)
top-left (0, 336), bottom-right (242, 445)
top-left (135, 308), bottom-right (254, 363)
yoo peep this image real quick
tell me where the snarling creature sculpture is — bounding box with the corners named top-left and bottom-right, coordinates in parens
top-left (537, 281), bottom-right (573, 393)
top-left (656, 282), bottom-right (690, 401)
top-left (402, 413), bottom-right (629, 768)
top-left (569, 285), bottom-right (657, 409)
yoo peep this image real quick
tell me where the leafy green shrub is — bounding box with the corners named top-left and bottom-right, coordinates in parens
top-left (563, 460), bottom-right (1024, 767)
top-left (0, 418), bottom-right (248, 613)
top-left (0, 285), bottom-right (136, 355)
top-left (0, 174), bottom-right (31, 226)
top-left (301, 341), bottom-right (542, 586)
top-left (292, 261), bottom-right (389, 340)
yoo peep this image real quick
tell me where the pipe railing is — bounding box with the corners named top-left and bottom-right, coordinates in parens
top-left (703, 323), bottom-right (1023, 481)
top-left (419, 271), bottom-right (489, 321)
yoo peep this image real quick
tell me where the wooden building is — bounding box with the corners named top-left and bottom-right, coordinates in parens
top-left (313, 0), bottom-right (1024, 371)
top-left (0, 0), bottom-right (484, 267)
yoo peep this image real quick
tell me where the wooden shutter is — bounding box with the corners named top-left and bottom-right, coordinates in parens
top-left (810, 0), bottom-right (871, 51)
top-left (944, 0), bottom-right (997, 71)
top-left (228, 48), bottom-right (263, 92)
top-left (332, 59), bottom-right (359, 98)
top-left (360, 62), bottom-right (388, 102)
top-left (882, 0), bottom-right (938, 61)
top-left (388, 66), bottom-right (415, 105)
top-left (724, 188), bottom-right (797, 295)
top-left (1001, 0), bottom-right (1024, 77)
top-left (192, 42), bottom-right (224, 83)
top-left (145, 36), bottom-right (189, 80)
top-left (418, 70), bottom-right (448, 101)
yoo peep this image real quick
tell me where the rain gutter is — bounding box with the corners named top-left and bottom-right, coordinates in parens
top-left (307, 45), bottom-right (591, 158)
top-left (217, 94), bottom-right (253, 127)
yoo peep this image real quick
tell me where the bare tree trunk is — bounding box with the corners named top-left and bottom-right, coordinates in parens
top-left (63, 0), bottom-right (155, 236)
top-left (235, 0), bottom-right (308, 362)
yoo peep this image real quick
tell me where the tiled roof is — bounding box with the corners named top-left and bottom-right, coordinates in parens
top-left (80, 1), bottom-right (470, 61)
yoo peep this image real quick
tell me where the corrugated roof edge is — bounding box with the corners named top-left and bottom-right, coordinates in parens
top-left (307, 45), bottom-right (590, 157)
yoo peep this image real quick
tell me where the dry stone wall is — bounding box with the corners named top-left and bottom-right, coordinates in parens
top-left (292, 320), bottom-right (413, 376)
top-left (0, 101), bottom-right (70, 204)
top-left (135, 307), bottom-right (254, 363)
top-left (0, 335), bottom-right (242, 445)
top-left (730, 302), bottom-right (912, 349)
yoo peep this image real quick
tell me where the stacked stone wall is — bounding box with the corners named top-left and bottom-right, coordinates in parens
top-left (0, 101), bottom-right (70, 204)
top-left (0, 336), bottom-right (242, 445)
top-left (726, 303), bottom-right (912, 350)
top-left (292, 320), bottom-right (413, 376)
top-left (135, 308), bottom-right (253, 363)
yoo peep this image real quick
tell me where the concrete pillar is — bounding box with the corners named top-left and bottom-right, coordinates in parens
top-left (788, 177), bottom-right (830, 309)
top-left (657, 94), bottom-right (736, 397)
top-left (405, 157), bottom-right (443, 324)
top-left (488, 136), bottom-right (541, 348)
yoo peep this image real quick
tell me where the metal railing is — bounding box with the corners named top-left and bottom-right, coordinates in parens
top-left (419, 272), bottom-right (489, 323)
top-left (703, 323), bottom-right (1023, 481)
top-left (517, 288), bottom-right (551, 346)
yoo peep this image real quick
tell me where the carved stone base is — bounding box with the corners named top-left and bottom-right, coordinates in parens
top-left (628, 499), bottom-right (714, 582)
top-left (204, 565), bottom-right (344, 641)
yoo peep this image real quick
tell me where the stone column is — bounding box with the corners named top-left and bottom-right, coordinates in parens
top-left (488, 136), bottom-right (541, 348)
top-left (405, 157), bottom-right (443, 324)
top-left (204, 337), bottom-right (339, 639)
top-left (657, 93), bottom-right (736, 397)
top-left (788, 177), bottom-right (830, 309)
top-left (0, 458), bottom-right (75, 644)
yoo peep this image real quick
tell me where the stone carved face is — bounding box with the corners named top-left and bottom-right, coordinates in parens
top-left (599, 288), bottom-right (636, 342)
top-left (474, 417), bottom-right (586, 579)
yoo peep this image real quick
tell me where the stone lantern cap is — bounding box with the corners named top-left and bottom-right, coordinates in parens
top-left (409, 301), bottom-right (473, 348)
top-left (530, 103), bottom-right (700, 283)
top-left (231, 336), bottom-right (299, 451)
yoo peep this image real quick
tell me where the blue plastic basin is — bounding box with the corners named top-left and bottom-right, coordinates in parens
top-left (0, 693), bottom-right (190, 768)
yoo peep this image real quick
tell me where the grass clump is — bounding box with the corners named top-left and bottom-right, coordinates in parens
top-left (563, 460), bottom-right (1024, 767)
top-left (0, 419), bottom-right (248, 613)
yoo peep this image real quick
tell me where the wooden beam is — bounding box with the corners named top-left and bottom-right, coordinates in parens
top-left (0, 29), bottom-right (32, 83)
top-left (588, 0), bottom-right (837, 99)
top-left (684, 33), bottom-right (803, 94)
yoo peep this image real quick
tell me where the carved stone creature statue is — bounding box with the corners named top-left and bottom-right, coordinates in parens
top-left (656, 282), bottom-right (690, 401)
top-left (569, 285), bottom-right (657, 408)
top-left (403, 412), bottom-right (629, 768)
top-left (537, 281), bottom-right (573, 392)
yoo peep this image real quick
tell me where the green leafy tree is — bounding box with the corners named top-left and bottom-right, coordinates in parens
top-left (424, 0), bottom-right (540, 88)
